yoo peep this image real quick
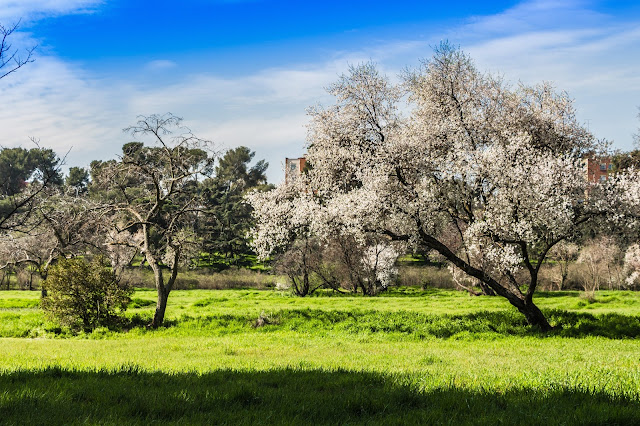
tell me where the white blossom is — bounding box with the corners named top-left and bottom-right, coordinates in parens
top-left (247, 45), bottom-right (640, 328)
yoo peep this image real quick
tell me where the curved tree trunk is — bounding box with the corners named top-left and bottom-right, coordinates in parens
top-left (417, 229), bottom-right (553, 331)
top-left (515, 301), bottom-right (552, 331)
top-left (151, 286), bottom-right (169, 329)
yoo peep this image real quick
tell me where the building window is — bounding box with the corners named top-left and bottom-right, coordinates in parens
top-left (608, 164), bottom-right (613, 170)
top-left (599, 175), bottom-right (607, 182)
top-left (600, 164), bottom-right (607, 171)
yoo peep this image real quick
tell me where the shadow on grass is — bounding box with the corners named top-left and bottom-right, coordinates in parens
top-left (531, 291), bottom-right (582, 298)
top-left (1, 367), bottom-right (636, 425)
top-left (137, 308), bottom-right (640, 340)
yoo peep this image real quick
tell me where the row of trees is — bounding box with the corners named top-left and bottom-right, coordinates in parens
top-left (3, 20), bottom-right (640, 331)
top-left (0, 114), bottom-right (271, 327)
top-left (248, 43), bottom-right (640, 331)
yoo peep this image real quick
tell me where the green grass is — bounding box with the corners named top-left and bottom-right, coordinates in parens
top-left (1, 288), bottom-right (640, 424)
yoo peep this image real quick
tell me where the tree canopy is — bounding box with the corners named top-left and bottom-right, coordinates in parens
top-left (200, 146), bottom-right (271, 266)
top-left (248, 44), bottom-right (640, 330)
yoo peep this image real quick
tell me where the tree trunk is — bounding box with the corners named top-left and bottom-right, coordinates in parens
top-left (478, 281), bottom-right (496, 296)
top-left (149, 257), bottom-right (168, 328)
top-left (151, 285), bottom-right (169, 328)
top-left (416, 230), bottom-right (554, 331)
top-left (302, 270), bottom-right (310, 296)
top-left (515, 300), bottom-right (552, 331)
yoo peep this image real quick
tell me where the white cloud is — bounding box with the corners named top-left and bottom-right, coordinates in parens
top-left (145, 60), bottom-right (178, 71)
top-left (464, 0), bottom-right (607, 35)
top-left (0, 52), bottom-right (352, 183)
top-left (0, 0), bottom-right (102, 21)
top-left (0, 56), bottom-right (131, 171)
top-left (455, 2), bottom-right (640, 148)
top-left (1, 0), bottom-right (639, 183)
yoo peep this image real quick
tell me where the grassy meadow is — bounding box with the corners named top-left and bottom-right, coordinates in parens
top-left (1, 288), bottom-right (640, 424)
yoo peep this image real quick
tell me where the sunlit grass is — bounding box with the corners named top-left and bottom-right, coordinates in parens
top-left (1, 287), bottom-right (639, 423)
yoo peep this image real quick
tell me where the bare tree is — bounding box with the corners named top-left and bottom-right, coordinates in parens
top-left (548, 242), bottom-right (579, 290)
top-left (577, 237), bottom-right (623, 295)
top-left (0, 20), bottom-right (35, 81)
top-left (0, 21), bottom-right (44, 232)
top-left (275, 237), bottom-right (327, 297)
top-left (0, 193), bottom-right (106, 294)
top-left (96, 114), bottom-right (217, 328)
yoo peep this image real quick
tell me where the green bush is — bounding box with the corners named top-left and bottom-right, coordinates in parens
top-left (41, 257), bottom-right (132, 331)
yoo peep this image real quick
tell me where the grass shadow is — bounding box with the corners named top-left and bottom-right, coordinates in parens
top-left (531, 291), bottom-right (582, 298)
top-left (1, 367), bottom-right (637, 425)
top-left (130, 308), bottom-right (640, 340)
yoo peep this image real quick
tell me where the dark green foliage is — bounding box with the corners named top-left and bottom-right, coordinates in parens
top-left (0, 367), bottom-right (638, 425)
top-left (0, 147), bottom-right (62, 197)
top-left (612, 149), bottom-right (640, 172)
top-left (0, 146), bottom-right (63, 230)
top-left (41, 257), bottom-right (133, 331)
top-left (200, 146), bottom-right (272, 266)
top-left (65, 167), bottom-right (89, 195)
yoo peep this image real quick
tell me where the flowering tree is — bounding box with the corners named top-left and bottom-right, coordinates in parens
top-left (249, 44), bottom-right (639, 330)
top-left (623, 243), bottom-right (640, 289)
top-left (360, 242), bottom-right (398, 294)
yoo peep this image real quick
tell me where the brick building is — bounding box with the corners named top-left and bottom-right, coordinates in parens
top-left (582, 156), bottom-right (612, 183)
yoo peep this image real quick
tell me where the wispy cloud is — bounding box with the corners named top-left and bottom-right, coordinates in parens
top-left (464, 0), bottom-right (607, 35)
top-left (1, 0), bottom-right (639, 183)
top-left (145, 60), bottom-right (178, 71)
top-left (0, 53), bottom-right (351, 182)
top-left (451, 1), bottom-right (640, 147)
top-left (0, 0), bottom-right (103, 22)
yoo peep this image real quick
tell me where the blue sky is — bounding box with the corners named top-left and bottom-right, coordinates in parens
top-left (1, 0), bottom-right (639, 182)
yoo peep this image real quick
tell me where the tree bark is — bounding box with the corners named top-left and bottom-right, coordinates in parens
top-left (514, 300), bottom-right (552, 331)
top-left (478, 281), bottom-right (496, 296)
top-left (416, 228), bottom-right (553, 330)
top-left (151, 285), bottom-right (169, 329)
top-left (148, 255), bottom-right (168, 328)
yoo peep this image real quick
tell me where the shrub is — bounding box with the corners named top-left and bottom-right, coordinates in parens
top-left (41, 257), bottom-right (132, 331)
